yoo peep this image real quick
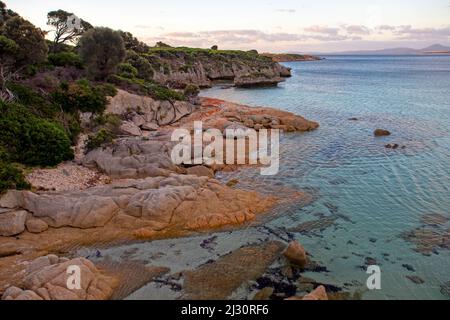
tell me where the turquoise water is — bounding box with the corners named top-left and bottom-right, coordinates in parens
top-left (201, 56), bottom-right (450, 300)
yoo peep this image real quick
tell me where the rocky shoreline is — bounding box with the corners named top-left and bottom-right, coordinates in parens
top-left (0, 93), bottom-right (321, 300)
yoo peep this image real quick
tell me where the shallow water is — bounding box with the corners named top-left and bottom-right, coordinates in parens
top-left (82, 56), bottom-right (450, 300)
top-left (199, 55), bottom-right (450, 300)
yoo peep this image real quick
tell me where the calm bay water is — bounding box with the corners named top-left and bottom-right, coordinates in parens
top-left (83, 56), bottom-right (450, 300)
top-left (199, 56), bottom-right (450, 300)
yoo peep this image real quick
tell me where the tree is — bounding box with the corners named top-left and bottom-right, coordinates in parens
top-left (211, 45), bottom-right (218, 50)
top-left (0, 35), bottom-right (18, 100)
top-left (0, 16), bottom-right (48, 67)
top-left (47, 10), bottom-right (92, 52)
top-left (119, 31), bottom-right (149, 53)
top-left (79, 27), bottom-right (126, 80)
top-left (126, 50), bottom-right (154, 80)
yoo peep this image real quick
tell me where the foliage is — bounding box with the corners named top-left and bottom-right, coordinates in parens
top-left (79, 27), bottom-right (126, 80)
top-left (85, 128), bottom-right (114, 152)
top-left (117, 62), bottom-right (138, 79)
top-left (119, 31), bottom-right (149, 53)
top-left (48, 51), bottom-right (83, 68)
top-left (126, 50), bottom-right (154, 80)
top-left (8, 82), bottom-right (59, 118)
top-left (0, 16), bottom-right (48, 67)
top-left (52, 80), bottom-right (109, 114)
top-left (0, 101), bottom-right (73, 166)
top-left (0, 161), bottom-right (30, 194)
top-left (183, 84), bottom-right (200, 97)
top-left (211, 45), bottom-right (218, 50)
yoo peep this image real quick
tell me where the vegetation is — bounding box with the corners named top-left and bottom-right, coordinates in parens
top-left (0, 161), bottom-right (30, 194)
top-left (85, 128), bottom-right (114, 152)
top-left (48, 51), bottom-right (83, 68)
top-left (47, 10), bottom-right (92, 52)
top-left (52, 79), bottom-right (111, 114)
top-left (0, 101), bottom-right (73, 166)
top-left (79, 27), bottom-right (126, 80)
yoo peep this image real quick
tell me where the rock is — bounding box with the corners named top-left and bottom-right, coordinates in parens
top-left (132, 114), bottom-right (146, 127)
top-left (141, 122), bottom-right (159, 131)
top-left (440, 282), bottom-right (450, 298)
top-left (253, 287), bottom-right (274, 300)
top-left (0, 210), bottom-right (27, 236)
top-left (25, 217), bottom-right (49, 234)
top-left (402, 264), bottom-right (416, 272)
top-left (226, 179), bottom-right (239, 187)
top-left (186, 166), bottom-right (215, 178)
top-left (374, 129), bottom-right (391, 137)
top-left (302, 285), bottom-right (328, 301)
top-left (406, 275), bottom-right (425, 285)
top-left (0, 190), bottom-right (22, 209)
top-left (283, 241), bottom-right (309, 268)
top-left (21, 192), bottom-right (119, 229)
top-left (120, 121), bottom-right (142, 136)
top-left (1, 255), bottom-right (115, 300)
top-left (385, 144), bottom-right (399, 149)
top-left (348, 117), bottom-right (358, 121)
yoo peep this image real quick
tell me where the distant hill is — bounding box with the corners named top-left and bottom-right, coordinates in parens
top-left (325, 44), bottom-right (450, 55)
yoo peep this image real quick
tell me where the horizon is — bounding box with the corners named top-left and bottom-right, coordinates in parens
top-left (7, 0), bottom-right (450, 53)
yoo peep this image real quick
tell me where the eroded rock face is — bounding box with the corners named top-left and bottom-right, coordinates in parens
top-left (0, 210), bottom-right (27, 237)
top-left (149, 51), bottom-right (291, 88)
top-left (107, 90), bottom-right (196, 135)
top-left (4, 174), bottom-right (275, 233)
top-left (1, 255), bottom-right (115, 300)
top-left (83, 136), bottom-right (180, 179)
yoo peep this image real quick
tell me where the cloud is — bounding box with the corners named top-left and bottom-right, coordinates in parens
top-left (276, 9), bottom-right (296, 13)
top-left (375, 25), bottom-right (450, 40)
top-left (344, 25), bottom-right (371, 35)
top-left (304, 25), bottom-right (340, 36)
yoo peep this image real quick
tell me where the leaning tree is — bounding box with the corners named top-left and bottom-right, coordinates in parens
top-left (47, 9), bottom-right (92, 52)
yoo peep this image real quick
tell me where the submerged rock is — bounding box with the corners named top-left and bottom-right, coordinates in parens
top-left (283, 241), bottom-right (309, 268)
top-left (302, 285), bottom-right (329, 301)
top-left (374, 129), bottom-right (391, 137)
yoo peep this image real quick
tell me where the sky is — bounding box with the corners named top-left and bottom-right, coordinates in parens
top-left (6, 0), bottom-right (450, 52)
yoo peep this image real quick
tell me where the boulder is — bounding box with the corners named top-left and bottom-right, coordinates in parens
top-left (0, 210), bottom-right (27, 236)
top-left (283, 241), bottom-right (309, 268)
top-left (0, 190), bottom-right (22, 209)
top-left (186, 166), bottom-right (215, 178)
top-left (120, 121), bottom-right (142, 136)
top-left (374, 129), bottom-right (391, 137)
top-left (25, 217), bottom-right (49, 234)
top-left (2, 255), bottom-right (115, 300)
top-left (141, 122), bottom-right (159, 131)
top-left (302, 285), bottom-right (328, 301)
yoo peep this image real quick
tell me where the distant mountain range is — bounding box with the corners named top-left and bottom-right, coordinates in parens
top-left (318, 44), bottom-right (450, 56)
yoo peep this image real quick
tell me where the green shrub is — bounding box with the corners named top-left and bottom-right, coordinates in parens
top-left (0, 101), bottom-right (73, 166)
top-left (148, 84), bottom-right (184, 101)
top-left (183, 84), bottom-right (200, 97)
top-left (96, 83), bottom-right (118, 97)
top-left (52, 80), bottom-right (108, 114)
top-left (48, 52), bottom-right (83, 68)
top-left (85, 128), bottom-right (114, 152)
top-left (8, 82), bottom-right (59, 118)
top-left (117, 63), bottom-right (138, 79)
top-left (0, 162), bottom-right (31, 194)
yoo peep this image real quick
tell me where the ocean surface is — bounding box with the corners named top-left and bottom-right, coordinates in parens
top-left (82, 56), bottom-right (450, 300)
top-left (200, 55), bottom-right (450, 300)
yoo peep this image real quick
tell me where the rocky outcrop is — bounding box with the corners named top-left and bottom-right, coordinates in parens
top-left (176, 97), bottom-right (319, 133)
top-left (262, 53), bottom-right (323, 62)
top-left (2, 255), bottom-right (115, 300)
top-left (302, 286), bottom-right (329, 300)
top-left (147, 49), bottom-right (291, 88)
top-left (0, 174), bottom-right (275, 233)
top-left (107, 90), bottom-right (196, 135)
top-left (83, 136), bottom-right (181, 179)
